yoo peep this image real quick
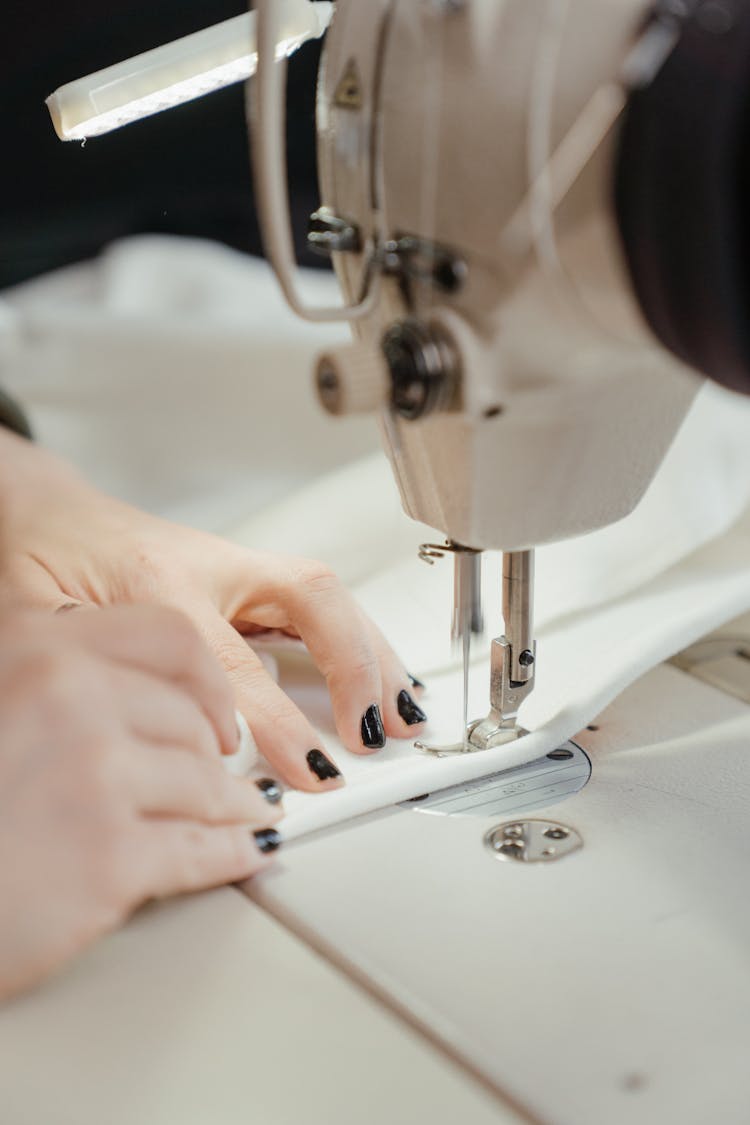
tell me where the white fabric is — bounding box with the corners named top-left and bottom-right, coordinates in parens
top-left (0, 237), bottom-right (375, 530)
top-left (3, 235), bottom-right (750, 843)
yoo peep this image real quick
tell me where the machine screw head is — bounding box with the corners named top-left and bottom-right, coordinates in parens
top-left (546, 747), bottom-right (574, 761)
top-left (519, 649), bottom-right (535, 667)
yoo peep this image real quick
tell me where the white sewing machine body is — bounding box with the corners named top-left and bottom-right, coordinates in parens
top-left (306, 0), bottom-right (699, 550)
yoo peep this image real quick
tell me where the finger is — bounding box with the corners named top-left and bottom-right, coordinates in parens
top-left (64, 605), bottom-right (239, 754)
top-left (362, 617), bottom-right (428, 739)
top-left (110, 666), bottom-right (223, 759)
top-left (0, 555), bottom-right (68, 612)
top-left (407, 671), bottom-right (426, 694)
top-left (197, 612), bottom-right (345, 793)
top-left (139, 821), bottom-right (277, 899)
top-left (236, 560), bottom-right (386, 755)
top-left (129, 744), bottom-right (284, 826)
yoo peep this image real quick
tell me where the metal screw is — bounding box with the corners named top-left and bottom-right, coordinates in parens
top-left (547, 747), bottom-right (574, 761)
top-left (497, 840), bottom-right (525, 858)
top-left (543, 827), bottom-right (569, 840)
top-left (519, 649), bottom-right (535, 668)
top-left (504, 824), bottom-right (524, 838)
top-left (316, 362), bottom-right (340, 412)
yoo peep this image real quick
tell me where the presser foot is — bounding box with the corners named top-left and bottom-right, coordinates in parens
top-left (414, 718), bottom-right (528, 758)
top-left (468, 714), bottom-right (529, 750)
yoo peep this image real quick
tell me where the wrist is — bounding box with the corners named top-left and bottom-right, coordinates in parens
top-left (0, 427), bottom-right (84, 513)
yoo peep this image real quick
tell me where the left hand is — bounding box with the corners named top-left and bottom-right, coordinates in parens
top-left (0, 431), bottom-right (427, 790)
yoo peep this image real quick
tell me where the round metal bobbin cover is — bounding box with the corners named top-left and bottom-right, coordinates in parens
top-left (485, 820), bottom-right (583, 863)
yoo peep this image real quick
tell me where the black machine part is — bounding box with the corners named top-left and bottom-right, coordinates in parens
top-left (615, 0), bottom-right (750, 397)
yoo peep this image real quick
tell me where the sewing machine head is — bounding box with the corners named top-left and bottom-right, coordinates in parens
top-left (250, 0), bottom-right (750, 746)
top-left (255, 0), bottom-right (750, 546)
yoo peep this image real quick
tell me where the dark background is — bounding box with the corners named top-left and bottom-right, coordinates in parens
top-left (0, 1), bottom-right (323, 289)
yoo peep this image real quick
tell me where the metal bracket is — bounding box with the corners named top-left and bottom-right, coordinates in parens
top-left (383, 234), bottom-right (467, 294)
top-left (307, 207), bottom-right (362, 256)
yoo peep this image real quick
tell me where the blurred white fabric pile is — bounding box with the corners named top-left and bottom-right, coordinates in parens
top-left (0, 235), bottom-right (374, 530)
top-left (3, 235), bottom-right (750, 840)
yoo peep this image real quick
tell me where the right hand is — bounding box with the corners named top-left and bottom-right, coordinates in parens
top-left (0, 605), bottom-right (283, 1002)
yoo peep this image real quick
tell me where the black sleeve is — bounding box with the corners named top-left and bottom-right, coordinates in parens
top-left (0, 390), bottom-right (32, 440)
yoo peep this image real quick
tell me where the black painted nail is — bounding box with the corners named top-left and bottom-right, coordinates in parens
top-left (397, 689), bottom-right (427, 726)
top-left (255, 778), bottom-right (283, 805)
top-left (361, 703), bottom-right (386, 749)
top-left (306, 748), bottom-right (342, 781)
top-left (253, 828), bottom-right (282, 854)
top-left (408, 672), bottom-right (425, 690)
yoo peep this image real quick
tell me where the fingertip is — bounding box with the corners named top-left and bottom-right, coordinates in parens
top-left (252, 827), bottom-right (283, 854)
top-left (396, 688), bottom-right (428, 727)
top-left (380, 687), bottom-right (428, 741)
top-left (255, 777), bottom-right (284, 805)
top-left (302, 747), bottom-right (346, 790)
top-left (360, 703), bottom-right (386, 751)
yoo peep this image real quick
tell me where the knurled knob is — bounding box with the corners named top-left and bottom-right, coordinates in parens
top-left (315, 343), bottom-right (391, 416)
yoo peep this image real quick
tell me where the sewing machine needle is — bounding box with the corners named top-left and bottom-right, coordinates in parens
top-left (452, 548), bottom-right (483, 749)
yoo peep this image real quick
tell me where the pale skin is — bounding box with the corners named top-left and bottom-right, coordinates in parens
top-left (0, 427), bottom-right (426, 790)
top-left (0, 604), bottom-right (284, 1001)
top-left (0, 428), bottom-right (426, 999)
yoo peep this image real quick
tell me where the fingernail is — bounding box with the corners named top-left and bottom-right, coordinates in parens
top-left (255, 778), bottom-right (283, 805)
top-left (306, 748), bottom-right (342, 781)
top-left (253, 828), bottom-right (282, 854)
top-left (408, 672), bottom-right (425, 690)
top-left (361, 703), bottom-right (386, 749)
top-left (397, 689), bottom-right (427, 726)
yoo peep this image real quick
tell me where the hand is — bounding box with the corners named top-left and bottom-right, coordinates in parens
top-left (0, 606), bottom-right (283, 1001)
top-left (0, 431), bottom-right (427, 791)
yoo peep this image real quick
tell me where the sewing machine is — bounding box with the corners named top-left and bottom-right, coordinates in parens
top-left (252, 0), bottom-right (749, 749)
top-left (4, 4), bottom-right (749, 1124)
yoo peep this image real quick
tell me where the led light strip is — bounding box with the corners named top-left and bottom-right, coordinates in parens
top-left (46, 2), bottom-right (334, 141)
